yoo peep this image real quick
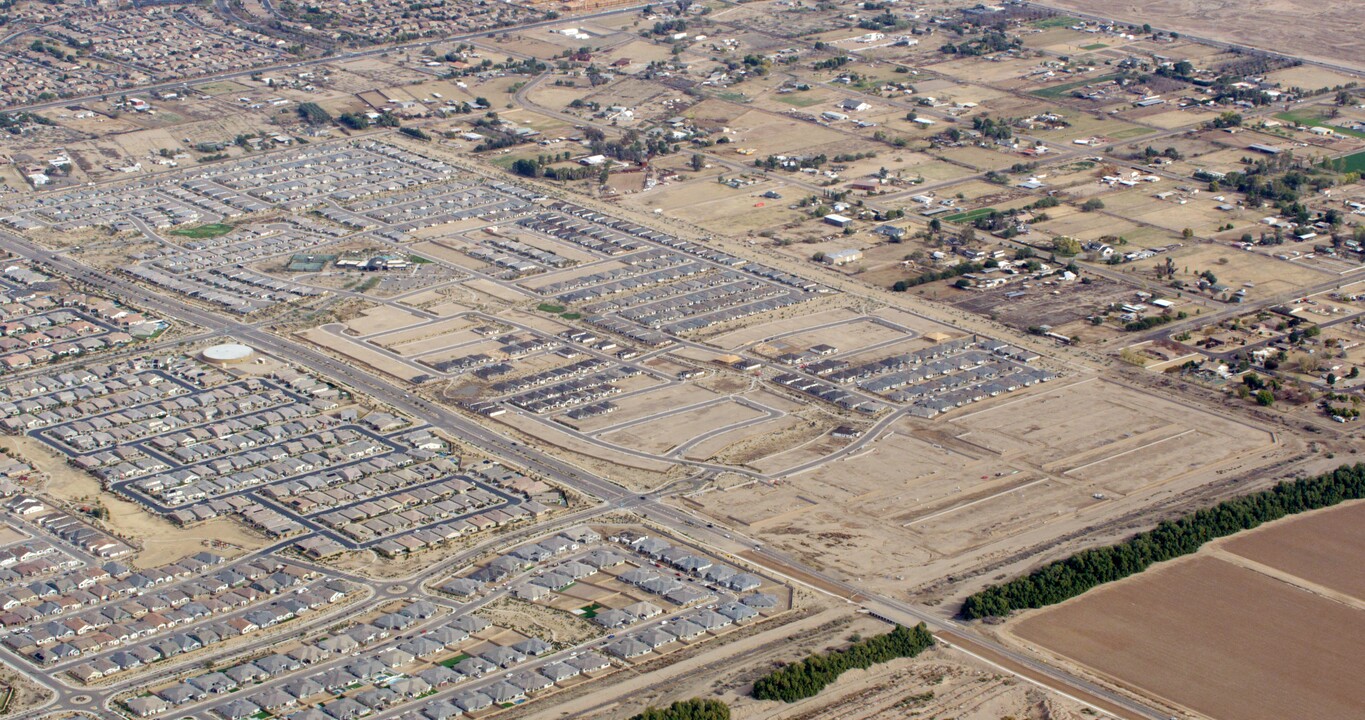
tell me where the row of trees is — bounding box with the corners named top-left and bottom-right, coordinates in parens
top-left (628, 699), bottom-right (730, 720)
top-left (891, 262), bottom-right (984, 292)
top-left (752, 624), bottom-right (935, 702)
top-left (961, 463), bottom-right (1365, 619)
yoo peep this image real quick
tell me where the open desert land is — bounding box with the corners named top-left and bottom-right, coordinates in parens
top-left (464, 277), bottom-right (534, 304)
top-left (513, 599), bottom-right (1089, 720)
top-left (1008, 503), bottom-right (1365, 720)
top-left (1044, 0), bottom-right (1365, 72)
top-left (407, 238), bottom-right (492, 271)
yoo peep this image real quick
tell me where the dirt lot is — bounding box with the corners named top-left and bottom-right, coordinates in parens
top-left (476, 597), bottom-right (601, 646)
top-left (941, 275), bottom-right (1138, 331)
top-left (1010, 516), bottom-right (1365, 720)
top-left (299, 327), bottom-right (425, 382)
top-left (600, 399), bottom-right (769, 455)
top-left (343, 304), bottom-right (427, 336)
top-left (689, 377), bottom-right (1285, 600)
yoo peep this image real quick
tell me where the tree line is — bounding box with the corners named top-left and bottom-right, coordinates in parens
top-left (891, 262), bottom-right (984, 292)
top-left (961, 462), bottom-right (1365, 619)
top-left (628, 698), bottom-right (730, 720)
top-left (752, 623), bottom-right (935, 703)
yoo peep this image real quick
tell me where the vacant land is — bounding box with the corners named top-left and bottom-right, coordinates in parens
top-left (1047, 0), bottom-right (1365, 71)
top-left (1013, 547), bottom-right (1365, 720)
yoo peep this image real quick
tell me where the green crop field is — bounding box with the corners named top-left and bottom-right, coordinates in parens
top-left (1031, 73), bottom-right (1119, 99)
top-left (1274, 110), bottom-right (1365, 139)
top-left (943, 207), bottom-right (997, 223)
top-left (1080, 43), bottom-right (1108, 50)
top-left (1340, 150), bottom-right (1365, 173)
top-left (169, 223), bottom-right (233, 238)
top-left (1032, 16), bottom-right (1078, 28)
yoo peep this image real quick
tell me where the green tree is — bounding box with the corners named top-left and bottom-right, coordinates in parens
top-left (962, 463), bottom-right (1365, 619)
top-left (629, 698), bottom-right (730, 720)
top-left (1052, 236), bottom-right (1081, 256)
top-left (753, 625), bottom-right (935, 702)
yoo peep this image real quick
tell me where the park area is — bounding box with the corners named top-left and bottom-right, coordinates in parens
top-left (1010, 500), bottom-right (1365, 720)
top-left (168, 223), bottom-right (233, 238)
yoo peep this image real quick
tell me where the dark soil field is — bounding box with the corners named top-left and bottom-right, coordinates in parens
top-left (1013, 541), bottom-right (1365, 720)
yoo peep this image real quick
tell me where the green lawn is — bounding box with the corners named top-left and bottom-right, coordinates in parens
top-left (579, 603), bottom-right (603, 619)
top-left (775, 94), bottom-right (823, 108)
top-left (1340, 150), bottom-right (1365, 173)
top-left (169, 223), bottom-right (234, 239)
top-left (560, 312), bottom-right (582, 320)
top-left (1031, 73), bottom-right (1120, 99)
top-left (437, 652), bottom-right (471, 668)
top-left (537, 302), bottom-right (566, 314)
top-left (1080, 43), bottom-right (1108, 50)
top-left (943, 207), bottom-right (997, 224)
top-left (1032, 16), bottom-right (1079, 28)
top-left (1274, 110), bottom-right (1365, 139)
top-left (408, 254), bottom-right (432, 264)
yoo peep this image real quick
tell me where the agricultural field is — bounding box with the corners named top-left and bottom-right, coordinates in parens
top-left (1011, 501), bottom-right (1365, 720)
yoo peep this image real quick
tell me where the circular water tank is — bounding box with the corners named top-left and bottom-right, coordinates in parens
top-left (201, 343), bottom-right (255, 365)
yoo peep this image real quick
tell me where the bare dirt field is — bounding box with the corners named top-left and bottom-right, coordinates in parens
top-left (1221, 500), bottom-right (1365, 600)
top-left (600, 400), bottom-right (769, 455)
top-left (298, 327), bottom-right (425, 382)
top-left (514, 601), bottom-right (1087, 720)
top-left (344, 304), bottom-right (427, 336)
top-left (367, 315), bottom-right (476, 346)
top-left (1011, 549), bottom-right (1365, 720)
top-left (1045, 0), bottom-right (1365, 72)
top-left (569, 383), bottom-right (722, 433)
top-left (710, 307), bottom-right (863, 350)
top-left (690, 377), bottom-right (1285, 598)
